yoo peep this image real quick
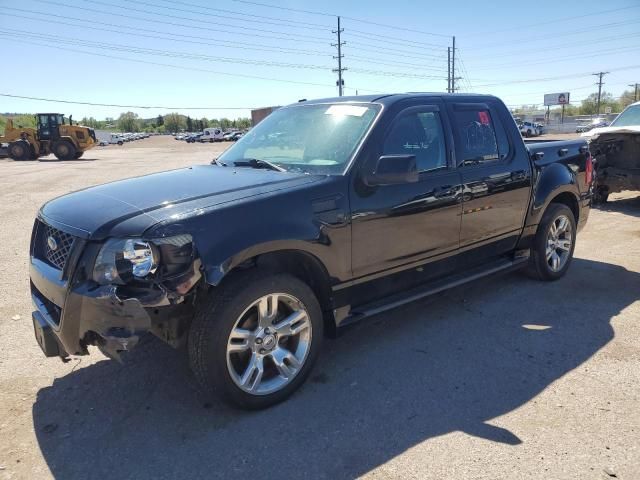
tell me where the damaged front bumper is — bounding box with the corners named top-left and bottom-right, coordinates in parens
top-left (30, 240), bottom-right (201, 360)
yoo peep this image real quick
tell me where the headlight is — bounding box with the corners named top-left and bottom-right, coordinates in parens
top-left (93, 234), bottom-right (193, 285)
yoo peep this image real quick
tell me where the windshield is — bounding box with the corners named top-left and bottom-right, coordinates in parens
top-left (611, 104), bottom-right (640, 127)
top-left (218, 103), bottom-right (380, 174)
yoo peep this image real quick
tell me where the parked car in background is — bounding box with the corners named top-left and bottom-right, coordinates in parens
top-left (29, 93), bottom-right (594, 409)
top-left (200, 128), bottom-right (224, 142)
top-left (576, 118), bottom-right (609, 133)
top-left (519, 121), bottom-right (540, 137)
top-left (222, 131), bottom-right (238, 141)
top-left (581, 101), bottom-right (640, 202)
top-left (186, 133), bottom-right (203, 143)
top-left (109, 134), bottom-right (124, 145)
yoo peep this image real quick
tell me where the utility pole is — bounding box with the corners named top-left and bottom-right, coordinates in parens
top-left (332, 16), bottom-right (346, 97)
top-left (451, 36), bottom-right (456, 92)
top-left (447, 47), bottom-right (451, 93)
top-left (629, 83), bottom-right (639, 102)
top-left (592, 71), bottom-right (609, 115)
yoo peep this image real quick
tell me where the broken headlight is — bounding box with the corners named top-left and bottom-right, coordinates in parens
top-left (92, 235), bottom-right (193, 285)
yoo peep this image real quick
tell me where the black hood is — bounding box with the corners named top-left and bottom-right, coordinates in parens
top-left (40, 165), bottom-right (322, 239)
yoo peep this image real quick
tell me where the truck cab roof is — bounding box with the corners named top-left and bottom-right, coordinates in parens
top-left (291, 93), bottom-right (498, 108)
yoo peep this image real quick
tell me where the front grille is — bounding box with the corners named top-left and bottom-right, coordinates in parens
top-left (41, 223), bottom-right (75, 270)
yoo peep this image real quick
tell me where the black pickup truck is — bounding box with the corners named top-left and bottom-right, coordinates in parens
top-left (29, 94), bottom-right (593, 409)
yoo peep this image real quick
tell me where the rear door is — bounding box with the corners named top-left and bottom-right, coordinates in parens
top-left (447, 100), bottom-right (532, 262)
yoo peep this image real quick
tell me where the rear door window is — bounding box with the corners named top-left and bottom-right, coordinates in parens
top-left (451, 106), bottom-right (509, 166)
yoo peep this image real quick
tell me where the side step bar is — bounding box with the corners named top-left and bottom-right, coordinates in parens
top-left (343, 256), bottom-right (529, 325)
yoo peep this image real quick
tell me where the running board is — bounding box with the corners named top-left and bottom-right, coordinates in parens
top-left (343, 256), bottom-right (529, 325)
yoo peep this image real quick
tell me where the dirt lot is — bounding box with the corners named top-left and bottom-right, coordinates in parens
top-left (0, 136), bottom-right (638, 479)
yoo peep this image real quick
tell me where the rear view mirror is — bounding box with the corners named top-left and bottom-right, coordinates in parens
top-left (364, 154), bottom-right (418, 186)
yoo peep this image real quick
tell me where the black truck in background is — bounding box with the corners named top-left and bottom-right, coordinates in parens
top-left (29, 93), bottom-right (593, 409)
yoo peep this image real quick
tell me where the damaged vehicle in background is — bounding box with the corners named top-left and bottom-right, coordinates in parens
top-left (582, 101), bottom-right (640, 202)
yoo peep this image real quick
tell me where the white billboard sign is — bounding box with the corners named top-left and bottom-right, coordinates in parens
top-left (544, 92), bottom-right (570, 106)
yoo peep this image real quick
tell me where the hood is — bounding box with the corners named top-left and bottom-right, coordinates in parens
top-left (582, 125), bottom-right (640, 139)
top-left (40, 165), bottom-right (322, 239)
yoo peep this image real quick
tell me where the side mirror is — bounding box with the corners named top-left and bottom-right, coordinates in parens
top-left (364, 154), bottom-right (419, 186)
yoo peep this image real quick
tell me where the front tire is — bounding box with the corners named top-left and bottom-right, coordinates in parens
top-left (52, 141), bottom-right (76, 160)
top-left (527, 203), bottom-right (576, 281)
top-left (189, 271), bottom-right (323, 409)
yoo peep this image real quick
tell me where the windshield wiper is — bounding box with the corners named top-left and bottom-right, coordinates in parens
top-left (233, 158), bottom-right (286, 172)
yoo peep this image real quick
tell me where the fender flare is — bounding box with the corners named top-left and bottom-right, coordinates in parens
top-left (529, 163), bottom-right (580, 226)
top-left (202, 240), bottom-right (330, 287)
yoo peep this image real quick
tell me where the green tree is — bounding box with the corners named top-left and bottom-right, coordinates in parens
top-left (11, 114), bottom-right (37, 129)
top-left (220, 117), bottom-right (231, 129)
top-left (164, 112), bottom-right (185, 133)
top-left (186, 116), bottom-right (193, 131)
top-left (117, 112), bottom-right (140, 132)
top-left (157, 114), bottom-right (164, 126)
top-left (578, 92), bottom-right (620, 116)
top-left (200, 117), bottom-right (209, 129)
top-left (619, 89), bottom-right (637, 109)
top-left (236, 117), bottom-right (251, 129)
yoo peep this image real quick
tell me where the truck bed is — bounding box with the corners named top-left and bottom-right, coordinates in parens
top-left (525, 139), bottom-right (588, 167)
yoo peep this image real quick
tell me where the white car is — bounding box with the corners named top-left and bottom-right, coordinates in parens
top-left (200, 128), bottom-right (224, 143)
top-left (109, 134), bottom-right (124, 145)
top-left (519, 122), bottom-right (540, 137)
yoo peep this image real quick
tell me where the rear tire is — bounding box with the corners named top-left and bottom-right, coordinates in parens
top-left (52, 141), bottom-right (76, 160)
top-left (188, 271), bottom-right (323, 409)
top-left (8, 140), bottom-right (31, 161)
top-left (527, 203), bottom-right (576, 281)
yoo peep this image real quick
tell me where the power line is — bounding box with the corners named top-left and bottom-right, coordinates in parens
top-left (0, 29), bottom-right (334, 70)
top-left (461, 5), bottom-right (639, 36)
top-left (148, 0), bottom-right (331, 30)
top-left (229, 0), bottom-right (336, 17)
top-left (468, 44), bottom-right (640, 71)
top-left (228, 0), bottom-right (451, 37)
top-left (0, 93), bottom-right (255, 110)
top-left (471, 65), bottom-right (640, 87)
top-left (32, 0), bottom-right (330, 45)
top-left (79, 0), bottom-right (331, 41)
top-left (0, 29), bottom-right (448, 81)
top-left (6, 12), bottom-right (334, 57)
top-left (348, 41), bottom-right (445, 60)
top-left (345, 30), bottom-right (448, 49)
top-left (465, 19), bottom-right (640, 53)
top-left (0, 37), bottom-right (339, 88)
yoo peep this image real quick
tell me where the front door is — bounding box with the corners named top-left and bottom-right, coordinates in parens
top-left (350, 101), bottom-right (463, 293)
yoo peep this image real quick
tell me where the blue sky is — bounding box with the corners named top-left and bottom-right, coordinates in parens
top-left (1, 0), bottom-right (639, 119)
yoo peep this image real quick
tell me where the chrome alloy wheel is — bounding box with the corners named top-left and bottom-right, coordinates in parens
top-left (546, 214), bottom-right (573, 272)
top-left (226, 293), bottom-right (312, 395)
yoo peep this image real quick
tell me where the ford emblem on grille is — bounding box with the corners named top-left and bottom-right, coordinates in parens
top-left (47, 236), bottom-right (58, 251)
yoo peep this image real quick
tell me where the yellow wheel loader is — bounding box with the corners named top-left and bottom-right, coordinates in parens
top-left (0, 114), bottom-right (96, 161)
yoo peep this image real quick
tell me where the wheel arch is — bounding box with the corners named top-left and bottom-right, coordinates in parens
top-left (207, 246), bottom-right (337, 334)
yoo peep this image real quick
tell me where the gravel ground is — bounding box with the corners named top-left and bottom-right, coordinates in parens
top-left (0, 136), bottom-right (638, 480)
